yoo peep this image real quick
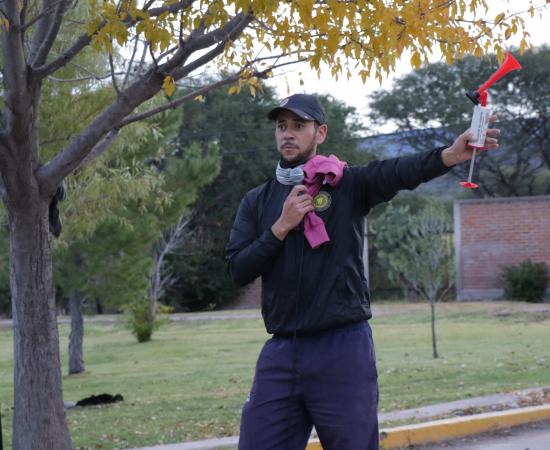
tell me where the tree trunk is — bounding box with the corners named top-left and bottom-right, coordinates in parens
top-left (430, 300), bottom-right (439, 359)
top-left (68, 293), bottom-right (85, 375)
top-left (9, 200), bottom-right (72, 449)
top-left (95, 297), bottom-right (104, 314)
top-left (147, 294), bottom-right (157, 325)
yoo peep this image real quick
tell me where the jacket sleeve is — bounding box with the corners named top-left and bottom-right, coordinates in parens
top-left (351, 147), bottom-right (452, 214)
top-left (225, 192), bottom-right (285, 286)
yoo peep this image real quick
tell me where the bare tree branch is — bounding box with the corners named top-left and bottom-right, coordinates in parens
top-left (147, 0), bottom-right (195, 17)
top-left (122, 34), bottom-right (140, 89)
top-left (109, 50), bottom-right (121, 95)
top-left (19, 0), bottom-right (29, 27)
top-left (31, 32), bottom-right (92, 79)
top-left (2, 0), bottom-right (33, 163)
top-left (171, 13), bottom-right (253, 77)
top-left (22, 0), bottom-right (64, 31)
top-left (0, 176), bottom-right (6, 202)
top-left (116, 76), bottom-right (241, 128)
top-left (135, 41), bottom-right (150, 77)
top-left (48, 72), bottom-right (125, 83)
top-left (29, 0), bottom-right (68, 68)
top-left (150, 215), bottom-right (190, 304)
top-left (143, 0), bottom-right (156, 12)
top-left (74, 130), bottom-right (119, 172)
top-left (32, 0), bottom-right (197, 79)
top-left (117, 52), bottom-right (306, 129)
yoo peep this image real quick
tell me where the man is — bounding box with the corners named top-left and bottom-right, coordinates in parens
top-left (226, 94), bottom-right (499, 450)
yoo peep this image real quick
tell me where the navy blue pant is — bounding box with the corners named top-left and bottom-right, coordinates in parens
top-left (239, 321), bottom-right (379, 450)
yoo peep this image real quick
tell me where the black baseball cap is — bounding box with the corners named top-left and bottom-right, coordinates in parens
top-left (267, 94), bottom-right (326, 124)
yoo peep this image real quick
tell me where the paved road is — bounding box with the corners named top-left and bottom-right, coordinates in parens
top-left (409, 420), bottom-right (550, 450)
top-left (3, 302), bottom-right (550, 329)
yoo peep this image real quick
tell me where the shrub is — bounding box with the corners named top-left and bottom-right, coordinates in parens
top-left (126, 301), bottom-right (171, 343)
top-left (501, 260), bottom-right (549, 303)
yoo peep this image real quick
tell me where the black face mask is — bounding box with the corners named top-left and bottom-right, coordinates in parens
top-left (279, 158), bottom-right (304, 169)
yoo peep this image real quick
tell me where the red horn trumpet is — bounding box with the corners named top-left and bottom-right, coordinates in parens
top-left (460, 53), bottom-right (522, 189)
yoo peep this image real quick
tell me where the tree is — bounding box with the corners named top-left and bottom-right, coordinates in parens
top-left (0, 222), bottom-right (9, 316)
top-left (57, 136), bottom-right (219, 367)
top-left (133, 140), bottom-right (220, 339)
top-left (368, 46), bottom-right (550, 197)
top-left (51, 99), bottom-right (194, 372)
top-left (370, 201), bottom-right (454, 358)
top-left (0, 0), bottom-right (537, 447)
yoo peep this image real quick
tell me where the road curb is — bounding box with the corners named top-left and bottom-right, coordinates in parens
top-left (306, 405), bottom-right (550, 449)
top-left (370, 404), bottom-right (550, 450)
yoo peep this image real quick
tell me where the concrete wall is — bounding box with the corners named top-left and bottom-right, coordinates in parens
top-left (454, 196), bottom-right (550, 300)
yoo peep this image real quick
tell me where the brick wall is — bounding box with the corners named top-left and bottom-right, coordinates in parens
top-left (454, 196), bottom-right (550, 300)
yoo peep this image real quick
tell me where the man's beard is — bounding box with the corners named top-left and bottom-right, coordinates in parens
top-left (279, 139), bottom-right (317, 168)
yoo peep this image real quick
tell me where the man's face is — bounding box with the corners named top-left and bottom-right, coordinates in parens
top-left (275, 110), bottom-right (327, 164)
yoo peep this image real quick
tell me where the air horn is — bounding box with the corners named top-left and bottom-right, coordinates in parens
top-left (460, 53), bottom-right (522, 189)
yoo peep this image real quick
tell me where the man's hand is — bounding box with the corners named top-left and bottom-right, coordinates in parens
top-left (441, 118), bottom-right (500, 167)
top-left (271, 185), bottom-right (314, 241)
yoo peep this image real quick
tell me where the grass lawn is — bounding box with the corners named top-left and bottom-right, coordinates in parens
top-left (1, 301), bottom-right (550, 449)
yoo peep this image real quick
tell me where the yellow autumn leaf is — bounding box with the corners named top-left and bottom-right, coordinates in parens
top-left (410, 51), bottom-right (421, 69)
top-left (494, 12), bottom-right (505, 25)
top-left (519, 37), bottom-right (527, 54)
top-left (162, 75), bottom-right (176, 97)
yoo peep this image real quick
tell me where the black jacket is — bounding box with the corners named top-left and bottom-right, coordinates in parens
top-left (226, 148), bottom-right (451, 335)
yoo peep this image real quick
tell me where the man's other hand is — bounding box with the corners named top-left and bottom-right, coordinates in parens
top-left (271, 185), bottom-right (314, 241)
top-left (441, 117), bottom-right (500, 167)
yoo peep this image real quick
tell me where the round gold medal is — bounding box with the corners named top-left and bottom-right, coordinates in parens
top-left (313, 191), bottom-right (332, 212)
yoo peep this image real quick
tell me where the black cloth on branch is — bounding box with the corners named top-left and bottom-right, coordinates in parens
top-left (48, 181), bottom-right (66, 238)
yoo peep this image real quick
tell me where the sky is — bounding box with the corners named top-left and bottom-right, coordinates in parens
top-left (265, 3), bottom-right (550, 134)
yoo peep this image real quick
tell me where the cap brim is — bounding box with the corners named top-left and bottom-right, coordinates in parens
top-left (267, 107), bottom-right (316, 122)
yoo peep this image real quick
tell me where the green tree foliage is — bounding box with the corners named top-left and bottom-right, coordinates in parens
top-left (57, 137), bottom-right (220, 325)
top-left (167, 85), bottom-right (277, 310)
top-left (366, 193), bottom-right (430, 299)
top-left (370, 201), bottom-right (454, 358)
top-left (368, 46), bottom-right (550, 197)
top-left (55, 107), bottom-right (220, 350)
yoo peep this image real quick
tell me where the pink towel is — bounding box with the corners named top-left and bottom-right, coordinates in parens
top-left (302, 154), bottom-right (346, 249)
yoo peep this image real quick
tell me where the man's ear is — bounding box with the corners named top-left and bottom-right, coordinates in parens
top-left (316, 124), bottom-right (328, 145)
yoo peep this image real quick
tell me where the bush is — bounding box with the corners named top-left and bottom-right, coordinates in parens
top-left (501, 260), bottom-right (549, 303)
top-left (126, 301), bottom-right (171, 343)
